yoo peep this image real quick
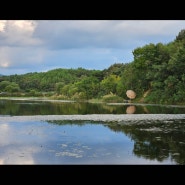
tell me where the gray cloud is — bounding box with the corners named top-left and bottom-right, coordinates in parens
top-left (0, 20), bottom-right (185, 75)
top-left (33, 20), bottom-right (185, 50)
top-left (0, 20), bottom-right (42, 47)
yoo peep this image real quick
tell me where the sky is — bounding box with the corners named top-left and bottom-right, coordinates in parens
top-left (0, 20), bottom-right (185, 75)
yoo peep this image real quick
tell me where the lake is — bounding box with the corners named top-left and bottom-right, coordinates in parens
top-left (0, 98), bottom-right (185, 164)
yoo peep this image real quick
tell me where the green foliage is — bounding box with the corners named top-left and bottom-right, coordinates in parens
top-left (76, 76), bottom-right (100, 100)
top-left (0, 81), bottom-right (20, 93)
top-left (102, 63), bottom-right (127, 77)
top-left (100, 74), bottom-right (120, 95)
top-left (175, 29), bottom-right (185, 42)
top-left (102, 93), bottom-right (124, 103)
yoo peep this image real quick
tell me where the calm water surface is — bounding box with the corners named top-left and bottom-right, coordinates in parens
top-left (0, 98), bottom-right (185, 164)
top-left (1, 98), bottom-right (185, 115)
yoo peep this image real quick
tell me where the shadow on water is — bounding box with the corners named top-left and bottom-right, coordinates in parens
top-left (47, 119), bottom-right (185, 165)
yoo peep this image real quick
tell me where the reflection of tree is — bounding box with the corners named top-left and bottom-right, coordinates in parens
top-left (47, 119), bottom-right (185, 164)
top-left (47, 120), bottom-right (104, 126)
top-left (0, 100), bottom-right (20, 115)
top-left (143, 105), bottom-right (185, 114)
top-left (0, 100), bottom-right (131, 115)
top-left (107, 120), bottom-right (185, 165)
top-left (0, 100), bottom-right (149, 115)
top-left (1, 99), bottom-right (185, 115)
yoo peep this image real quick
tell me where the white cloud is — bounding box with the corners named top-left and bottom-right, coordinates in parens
top-left (0, 20), bottom-right (6, 32)
top-left (0, 46), bottom-right (48, 72)
top-left (33, 20), bottom-right (185, 50)
top-left (0, 47), bottom-right (12, 68)
top-left (0, 20), bottom-right (185, 75)
top-left (0, 60), bottom-right (10, 68)
top-left (0, 20), bottom-right (42, 47)
top-left (8, 20), bottom-right (36, 32)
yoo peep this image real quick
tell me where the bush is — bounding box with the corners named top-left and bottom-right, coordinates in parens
top-left (102, 93), bottom-right (125, 103)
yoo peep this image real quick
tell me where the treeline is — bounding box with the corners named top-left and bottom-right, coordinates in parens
top-left (0, 29), bottom-right (185, 104)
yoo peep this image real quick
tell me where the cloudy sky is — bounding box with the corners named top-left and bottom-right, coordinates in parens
top-left (0, 20), bottom-right (185, 75)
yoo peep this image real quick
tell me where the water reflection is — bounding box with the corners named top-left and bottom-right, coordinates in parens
top-left (1, 99), bottom-right (185, 115)
top-left (108, 119), bottom-right (185, 165)
top-left (126, 105), bottom-right (136, 114)
top-left (48, 119), bottom-right (185, 164)
top-left (0, 98), bottom-right (185, 164)
top-left (0, 118), bottom-right (184, 164)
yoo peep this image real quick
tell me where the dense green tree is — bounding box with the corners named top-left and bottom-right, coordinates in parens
top-left (100, 74), bottom-right (120, 95)
top-left (0, 81), bottom-right (11, 91)
top-left (76, 76), bottom-right (100, 100)
top-left (175, 29), bottom-right (185, 42)
top-left (4, 82), bottom-right (20, 93)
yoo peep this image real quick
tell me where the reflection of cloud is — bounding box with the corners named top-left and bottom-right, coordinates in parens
top-left (0, 159), bottom-right (4, 164)
top-left (0, 146), bottom-right (40, 164)
top-left (0, 157), bottom-right (34, 165)
top-left (0, 123), bottom-right (11, 146)
top-left (0, 123), bottom-right (9, 131)
top-left (0, 121), bottom-right (46, 164)
top-left (56, 151), bottom-right (83, 158)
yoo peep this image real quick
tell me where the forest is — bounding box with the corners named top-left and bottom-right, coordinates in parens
top-left (0, 29), bottom-right (185, 105)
